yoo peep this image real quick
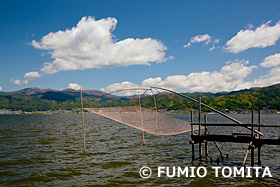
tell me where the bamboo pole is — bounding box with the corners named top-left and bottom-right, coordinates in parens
top-left (204, 114), bottom-right (208, 157)
top-left (83, 88), bottom-right (147, 107)
top-left (150, 88), bottom-right (158, 136)
top-left (80, 87), bottom-right (86, 153)
top-left (242, 142), bottom-right (253, 167)
top-left (258, 110), bottom-right (261, 166)
top-left (138, 91), bottom-right (145, 145)
top-left (150, 86), bottom-right (263, 136)
top-left (251, 110), bottom-right (254, 166)
top-left (191, 110), bottom-right (194, 135)
top-left (199, 97), bottom-right (202, 160)
top-left (191, 110), bottom-right (195, 161)
top-left (158, 90), bottom-right (223, 158)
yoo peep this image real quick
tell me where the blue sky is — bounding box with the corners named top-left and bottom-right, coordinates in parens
top-left (1, 0), bottom-right (280, 93)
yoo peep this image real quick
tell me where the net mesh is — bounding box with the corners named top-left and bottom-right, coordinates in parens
top-left (86, 106), bottom-right (196, 135)
top-left (83, 88), bottom-right (201, 136)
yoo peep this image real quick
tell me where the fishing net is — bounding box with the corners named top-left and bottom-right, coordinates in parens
top-left (84, 88), bottom-right (199, 136)
top-left (86, 106), bottom-right (194, 135)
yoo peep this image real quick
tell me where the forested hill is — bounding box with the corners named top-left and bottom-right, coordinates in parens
top-left (0, 84), bottom-right (279, 112)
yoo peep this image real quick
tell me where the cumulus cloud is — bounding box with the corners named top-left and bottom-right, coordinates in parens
top-left (67, 83), bottom-right (82, 90)
top-left (10, 78), bottom-right (29, 85)
top-left (235, 67), bottom-right (280, 90)
top-left (24, 71), bottom-right (42, 79)
top-left (101, 60), bottom-right (257, 94)
top-left (225, 21), bottom-right (280, 53)
top-left (11, 16), bottom-right (171, 85)
top-left (0, 86), bottom-right (2, 91)
top-left (260, 53), bottom-right (280, 68)
top-left (11, 71), bottom-right (42, 85)
top-left (235, 53), bottom-right (280, 90)
top-left (100, 81), bottom-right (140, 96)
top-left (184, 34), bottom-right (211, 48)
top-left (30, 16), bottom-right (170, 75)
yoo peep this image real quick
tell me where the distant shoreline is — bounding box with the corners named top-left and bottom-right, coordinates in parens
top-left (1, 110), bottom-right (279, 115)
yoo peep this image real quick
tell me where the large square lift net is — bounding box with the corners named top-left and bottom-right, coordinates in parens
top-left (86, 106), bottom-right (196, 136)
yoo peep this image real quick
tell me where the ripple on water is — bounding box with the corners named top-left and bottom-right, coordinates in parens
top-left (0, 114), bottom-right (279, 186)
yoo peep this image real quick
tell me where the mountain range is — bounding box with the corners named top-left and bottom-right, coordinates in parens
top-left (0, 84), bottom-right (279, 112)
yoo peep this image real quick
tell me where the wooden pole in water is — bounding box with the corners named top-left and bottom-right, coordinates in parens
top-left (242, 142), bottom-right (251, 167)
top-left (150, 89), bottom-right (158, 136)
top-left (258, 110), bottom-right (261, 166)
top-left (251, 110), bottom-right (254, 166)
top-left (138, 91), bottom-right (145, 145)
top-left (80, 87), bottom-right (86, 153)
top-left (198, 97), bottom-right (202, 160)
top-left (191, 110), bottom-right (195, 161)
top-left (204, 114), bottom-right (208, 157)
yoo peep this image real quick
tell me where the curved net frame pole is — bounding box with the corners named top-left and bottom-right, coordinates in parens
top-left (83, 88), bottom-right (147, 108)
top-left (151, 86), bottom-right (263, 136)
top-left (157, 90), bottom-right (224, 158)
top-left (138, 91), bottom-right (145, 145)
top-left (150, 88), bottom-right (158, 136)
top-left (80, 87), bottom-right (86, 153)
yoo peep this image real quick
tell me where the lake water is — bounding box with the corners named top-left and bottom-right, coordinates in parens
top-left (0, 114), bottom-right (279, 186)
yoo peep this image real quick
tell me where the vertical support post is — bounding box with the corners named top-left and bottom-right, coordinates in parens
top-left (199, 97), bottom-right (201, 134)
top-left (191, 110), bottom-right (194, 135)
top-left (80, 87), bottom-right (86, 153)
top-left (138, 91), bottom-right (145, 145)
top-left (198, 97), bottom-right (202, 160)
top-left (204, 114), bottom-right (208, 157)
top-left (150, 89), bottom-right (158, 136)
top-left (191, 110), bottom-right (195, 161)
top-left (251, 110), bottom-right (254, 166)
top-left (258, 110), bottom-right (261, 166)
top-left (251, 110), bottom-right (254, 137)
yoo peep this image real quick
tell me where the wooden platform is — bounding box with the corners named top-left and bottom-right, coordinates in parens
top-left (190, 134), bottom-right (280, 147)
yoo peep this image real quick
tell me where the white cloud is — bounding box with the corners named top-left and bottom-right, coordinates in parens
top-left (102, 60), bottom-right (257, 93)
top-left (260, 53), bottom-right (280, 68)
top-left (11, 71), bottom-right (42, 85)
top-left (100, 81), bottom-right (140, 96)
top-left (246, 23), bottom-right (255, 30)
top-left (31, 16), bottom-right (170, 75)
top-left (10, 78), bottom-right (29, 85)
top-left (235, 53), bottom-right (280, 90)
top-left (24, 71), bottom-right (42, 79)
top-left (235, 67), bottom-right (280, 90)
top-left (209, 45), bottom-right (216, 51)
top-left (67, 83), bottom-right (82, 90)
top-left (213, 39), bottom-right (220, 44)
top-left (0, 86), bottom-right (2, 91)
top-left (184, 34), bottom-right (211, 48)
top-left (225, 21), bottom-right (280, 53)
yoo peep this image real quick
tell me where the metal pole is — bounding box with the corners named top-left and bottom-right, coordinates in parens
top-left (80, 87), bottom-right (86, 153)
top-left (199, 97), bottom-right (202, 160)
